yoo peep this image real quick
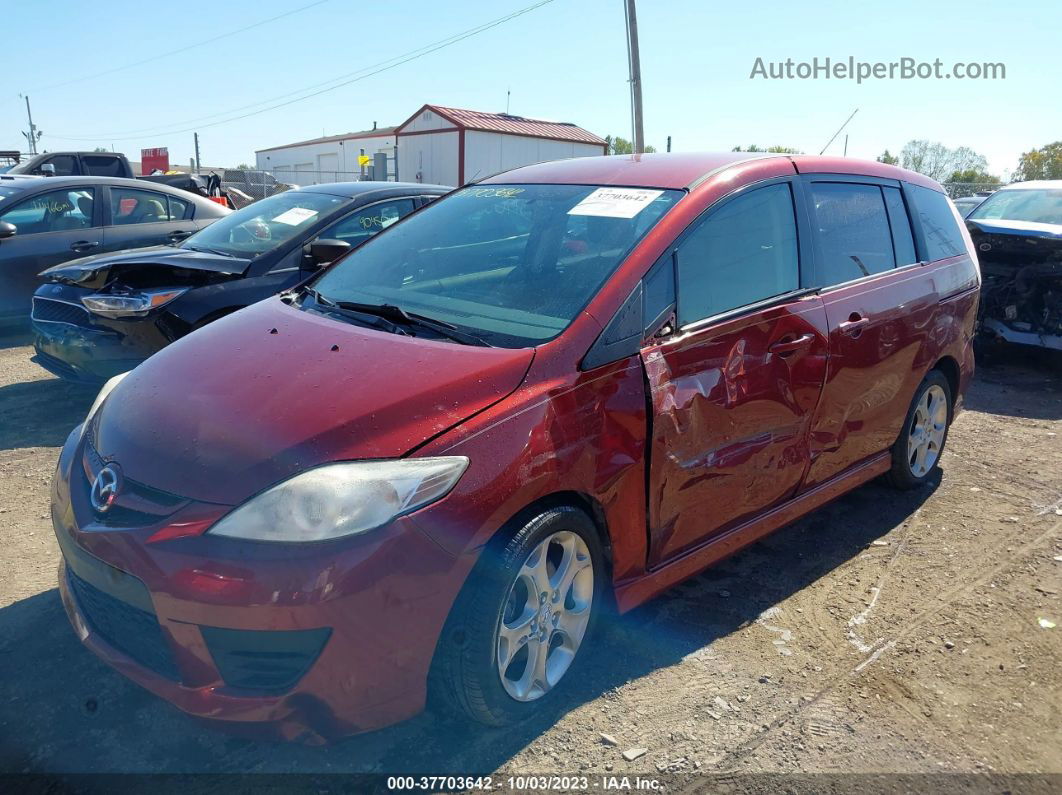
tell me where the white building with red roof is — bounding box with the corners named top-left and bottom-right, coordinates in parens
top-left (255, 105), bottom-right (607, 187)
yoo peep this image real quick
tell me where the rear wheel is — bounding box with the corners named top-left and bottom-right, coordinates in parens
top-left (431, 505), bottom-right (605, 726)
top-left (888, 370), bottom-right (952, 489)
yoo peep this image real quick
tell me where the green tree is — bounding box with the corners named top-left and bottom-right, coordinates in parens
top-left (731, 144), bottom-right (802, 153)
top-left (1014, 141), bottom-right (1062, 181)
top-left (92, 146), bottom-right (109, 153)
top-left (900, 140), bottom-right (989, 183)
top-left (876, 149), bottom-right (899, 165)
top-left (605, 135), bottom-right (657, 155)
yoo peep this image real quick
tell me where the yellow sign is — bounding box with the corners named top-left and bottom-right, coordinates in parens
top-left (357, 155), bottom-right (372, 167)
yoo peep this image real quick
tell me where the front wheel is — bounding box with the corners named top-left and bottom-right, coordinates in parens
top-left (887, 370), bottom-right (952, 489)
top-left (431, 505), bottom-right (605, 726)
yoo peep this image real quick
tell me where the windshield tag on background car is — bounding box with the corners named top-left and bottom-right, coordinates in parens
top-left (568, 187), bottom-right (665, 219)
top-left (272, 207), bottom-right (319, 225)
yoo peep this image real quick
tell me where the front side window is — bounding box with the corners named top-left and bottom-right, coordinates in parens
top-left (110, 188), bottom-right (173, 225)
top-left (182, 190), bottom-right (349, 258)
top-left (968, 187), bottom-right (1062, 226)
top-left (318, 198), bottom-right (415, 248)
top-left (909, 184), bottom-right (967, 261)
top-left (0, 188), bottom-right (95, 234)
top-left (311, 184), bottom-right (683, 347)
top-left (43, 155), bottom-right (78, 176)
top-left (810, 183), bottom-right (896, 285)
top-left (676, 183), bottom-right (799, 324)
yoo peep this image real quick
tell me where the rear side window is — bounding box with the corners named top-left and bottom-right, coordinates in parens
top-left (82, 155), bottom-right (125, 177)
top-left (676, 183), bottom-right (799, 324)
top-left (109, 188), bottom-right (175, 224)
top-left (883, 187), bottom-right (917, 267)
top-left (809, 183), bottom-right (895, 285)
top-left (908, 184), bottom-right (966, 261)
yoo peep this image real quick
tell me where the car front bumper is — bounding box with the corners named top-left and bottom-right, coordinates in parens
top-left (31, 287), bottom-right (172, 384)
top-left (51, 426), bottom-right (472, 743)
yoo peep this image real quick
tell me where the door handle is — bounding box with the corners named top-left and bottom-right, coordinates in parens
top-left (838, 313), bottom-right (871, 337)
top-left (769, 333), bottom-right (815, 356)
top-left (168, 230), bottom-right (192, 241)
top-left (70, 240), bottom-right (100, 252)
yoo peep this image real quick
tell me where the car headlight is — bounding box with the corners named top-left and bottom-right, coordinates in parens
top-left (79, 371), bottom-right (130, 439)
top-left (86, 371), bottom-right (130, 424)
top-left (82, 288), bottom-right (187, 318)
top-left (208, 457), bottom-right (469, 543)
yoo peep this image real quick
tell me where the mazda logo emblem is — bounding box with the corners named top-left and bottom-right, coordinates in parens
top-left (90, 464), bottom-right (123, 513)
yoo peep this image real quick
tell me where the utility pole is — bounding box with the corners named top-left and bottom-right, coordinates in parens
top-left (624, 0), bottom-right (645, 154)
top-left (21, 95), bottom-right (41, 154)
top-left (193, 132), bottom-right (201, 174)
top-left (666, 135), bottom-right (672, 153)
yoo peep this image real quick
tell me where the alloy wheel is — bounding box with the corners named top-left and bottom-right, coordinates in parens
top-left (495, 530), bottom-right (594, 702)
top-left (907, 384), bottom-right (948, 477)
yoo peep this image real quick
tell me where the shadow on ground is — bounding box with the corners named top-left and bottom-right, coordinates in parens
top-left (0, 377), bottom-right (97, 450)
top-left (0, 475), bottom-right (938, 775)
top-left (968, 343), bottom-right (1062, 421)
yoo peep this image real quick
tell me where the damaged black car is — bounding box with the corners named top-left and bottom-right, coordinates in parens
top-left (31, 181), bottom-right (447, 382)
top-left (966, 181), bottom-right (1062, 352)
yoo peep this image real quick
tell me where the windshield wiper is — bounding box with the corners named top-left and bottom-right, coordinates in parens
top-left (301, 290), bottom-right (410, 336)
top-left (182, 244), bottom-right (239, 258)
top-left (332, 301), bottom-right (491, 346)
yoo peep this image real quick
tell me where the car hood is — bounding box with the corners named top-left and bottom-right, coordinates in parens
top-left (41, 245), bottom-right (249, 287)
top-left (92, 298), bottom-right (534, 505)
top-left (967, 218), bottom-right (1062, 239)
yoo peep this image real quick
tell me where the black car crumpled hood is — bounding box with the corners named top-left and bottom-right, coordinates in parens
top-left (41, 246), bottom-right (248, 287)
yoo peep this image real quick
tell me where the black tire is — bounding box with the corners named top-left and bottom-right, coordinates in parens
top-left (887, 370), bottom-right (953, 490)
top-left (430, 505), bottom-right (606, 726)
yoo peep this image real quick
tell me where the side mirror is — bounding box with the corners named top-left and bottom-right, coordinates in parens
top-left (309, 238), bottom-right (351, 266)
top-left (40, 163), bottom-right (56, 176)
top-left (0, 221), bottom-right (16, 240)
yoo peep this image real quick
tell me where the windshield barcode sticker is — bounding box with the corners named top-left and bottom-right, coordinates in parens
top-left (568, 188), bottom-right (664, 219)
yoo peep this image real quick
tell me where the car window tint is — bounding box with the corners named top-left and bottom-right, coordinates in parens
top-left (82, 155), bottom-right (125, 177)
top-left (883, 186), bottom-right (918, 266)
top-left (110, 188), bottom-right (176, 225)
top-left (809, 183), bottom-right (896, 285)
top-left (676, 183), bottom-right (799, 324)
top-left (0, 188), bottom-right (95, 234)
top-left (167, 195), bottom-right (191, 221)
top-left (908, 184), bottom-right (967, 261)
top-left (44, 155), bottom-right (78, 176)
top-left (319, 198), bottom-right (415, 248)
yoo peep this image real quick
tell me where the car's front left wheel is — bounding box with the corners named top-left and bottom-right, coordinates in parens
top-left (431, 505), bottom-right (606, 726)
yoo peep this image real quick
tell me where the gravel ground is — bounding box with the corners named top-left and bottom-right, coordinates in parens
top-left (0, 332), bottom-right (1059, 786)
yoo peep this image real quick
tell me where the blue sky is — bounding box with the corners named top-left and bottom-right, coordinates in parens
top-left (2, 0), bottom-right (1058, 177)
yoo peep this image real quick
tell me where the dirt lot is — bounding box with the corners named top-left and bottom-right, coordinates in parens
top-left (0, 332), bottom-right (1059, 787)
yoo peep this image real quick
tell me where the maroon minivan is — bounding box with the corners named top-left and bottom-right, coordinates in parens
top-left (51, 152), bottom-right (979, 742)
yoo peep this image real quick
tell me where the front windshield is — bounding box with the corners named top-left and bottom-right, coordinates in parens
top-left (969, 188), bottom-right (1062, 225)
top-left (185, 189), bottom-right (349, 258)
top-left (311, 184), bottom-right (683, 347)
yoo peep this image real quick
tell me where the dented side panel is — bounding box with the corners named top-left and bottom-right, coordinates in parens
top-left (639, 296), bottom-right (830, 567)
top-left (414, 358), bottom-right (651, 585)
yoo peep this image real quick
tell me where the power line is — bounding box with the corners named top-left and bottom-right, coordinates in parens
top-left (46, 0), bottom-right (557, 143)
top-left (31, 0), bottom-right (331, 93)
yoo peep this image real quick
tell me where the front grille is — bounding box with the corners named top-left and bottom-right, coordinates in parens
top-left (67, 568), bottom-right (180, 681)
top-left (201, 626), bottom-right (331, 693)
top-left (81, 439), bottom-right (187, 527)
top-left (32, 297), bottom-right (95, 327)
